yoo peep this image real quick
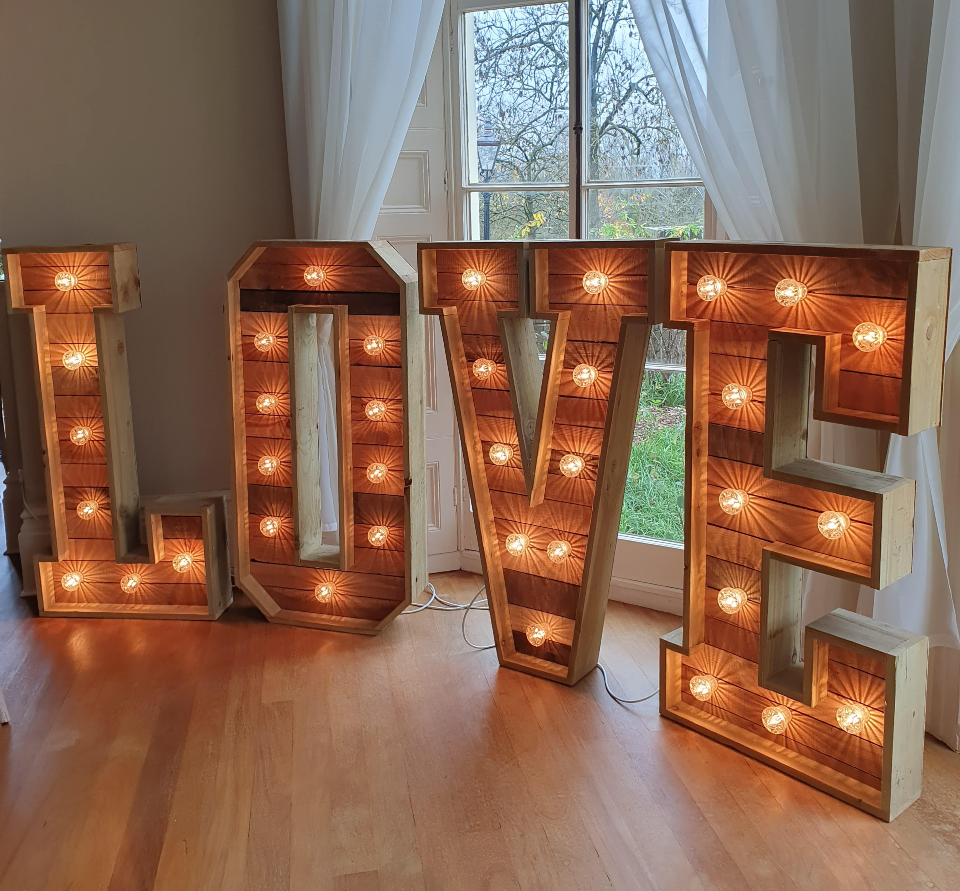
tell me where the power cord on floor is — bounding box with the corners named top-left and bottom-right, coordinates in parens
top-left (406, 581), bottom-right (658, 700)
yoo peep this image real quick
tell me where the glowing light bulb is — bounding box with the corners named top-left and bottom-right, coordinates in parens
top-left (697, 275), bottom-right (726, 302)
top-left (366, 462), bottom-right (388, 483)
top-left (774, 278), bottom-right (808, 306)
top-left (61, 571), bottom-right (83, 591)
top-left (259, 517), bottom-right (281, 538)
top-left (505, 533), bottom-right (528, 557)
top-left (172, 553), bottom-right (193, 572)
top-left (253, 332), bottom-right (276, 352)
top-left (76, 500), bottom-right (99, 521)
top-left (365, 400), bottom-right (387, 421)
top-left (572, 364), bottom-right (598, 388)
top-left (836, 703), bottom-right (867, 735)
top-left (256, 394), bottom-right (279, 414)
top-left (488, 443), bottom-right (513, 466)
top-left (303, 266), bottom-right (326, 286)
top-left (852, 322), bottom-right (887, 352)
top-left (258, 456), bottom-right (280, 476)
top-left (472, 358), bottom-right (497, 380)
top-left (761, 705), bottom-right (791, 735)
top-left (582, 270), bottom-right (609, 294)
top-left (559, 454), bottom-right (585, 478)
top-left (719, 488), bottom-right (749, 515)
top-left (461, 268), bottom-right (486, 290)
top-left (62, 350), bottom-right (86, 371)
top-left (689, 675), bottom-right (717, 701)
top-left (315, 582), bottom-right (335, 603)
top-left (368, 525), bottom-right (389, 547)
top-left (364, 335), bottom-right (385, 356)
top-left (70, 426), bottom-right (92, 446)
top-left (546, 540), bottom-right (571, 564)
top-left (721, 383), bottom-right (752, 409)
top-left (120, 573), bottom-right (141, 594)
top-left (818, 510), bottom-right (850, 540)
top-left (718, 587), bottom-right (747, 614)
top-left (525, 624), bottom-right (548, 647)
top-left (54, 271), bottom-right (78, 291)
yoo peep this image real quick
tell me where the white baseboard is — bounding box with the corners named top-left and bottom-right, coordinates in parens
top-left (608, 576), bottom-right (682, 616)
top-left (456, 550), bottom-right (682, 617)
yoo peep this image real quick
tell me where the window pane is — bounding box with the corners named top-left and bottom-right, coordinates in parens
top-left (468, 4), bottom-right (569, 185)
top-left (587, 1), bottom-right (698, 181)
top-left (587, 185), bottom-right (704, 239)
top-left (619, 369), bottom-right (685, 542)
top-left (469, 190), bottom-right (569, 240)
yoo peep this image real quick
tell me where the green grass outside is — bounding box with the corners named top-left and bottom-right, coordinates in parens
top-left (618, 369), bottom-right (686, 542)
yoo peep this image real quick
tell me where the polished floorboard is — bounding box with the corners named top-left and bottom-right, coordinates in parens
top-left (1, 561), bottom-right (959, 891)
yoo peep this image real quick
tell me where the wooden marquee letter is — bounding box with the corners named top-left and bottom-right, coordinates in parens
top-left (660, 241), bottom-right (950, 820)
top-left (228, 241), bottom-right (427, 632)
top-left (420, 241), bottom-right (659, 683)
top-left (4, 244), bottom-right (231, 618)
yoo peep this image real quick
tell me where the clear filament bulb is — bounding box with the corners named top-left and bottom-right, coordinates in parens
top-left (572, 364), bottom-right (598, 388)
top-left (505, 533), bottom-right (528, 557)
top-left (61, 571), bottom-right (83, 591)
top-left (62, 350), bottom-right (86, 371)
top-left (365, 400), bottom-right (387, 421)
top-left (689, 675), bottom-right (717, 701)
top-left (721, 383), bottom-right (752, 409)
top-left (368, 525), bottom-right (389, 547)
top-left (303, 266), bottom-right (326, 286)
top-left (719, 488), bottom-right (749, 515)
top-left (774, 278), bottom-right (808, 306)
top-left (761, 705), bottom-right (791, 735)
top-left (559, 454), bottom-right (584, 478)
top-left (461, 268), bottom-right (486, 290)
top-left (54, 271), bottom-right (78, 291)
top-left (364, 335), bottom-right (385, 356)
top-left (120, 573), bottom-right (141, 594)
top-left (582, 271), bottom-right (609, 294)
top-left (717, 587), bottom-right (747, 614)
top-left (697, 275), bottom-right (726, 302)
top-left (258, 456), bottom-right (280, 475)
top-left (836, 704), bottom-right (867, 735)
top-left (488, 443), bottom-right (513, 466)
top-left (256, 394), bottom-right (279, 414)
top-left (366, 462), bottom-right (388, 483)
top-left (253, 332), bottom-right (276, 352)
top-left (70, 426), bottom-right (92, 446)
top-left (259, 517), bottom-right (281, 538)
top-left (525, 624), bottom-right (548, 647)
top-left (76, 500), bottom-right (99, 521)
top-left (315, 582), bottom-right (335, 603)
top-left (472, 358), bottom-right (497, 380)
top-left (818, 510), bottom-right (850, 539)
top-left (852, 322), bottom-right (887, 352)
top-left (546, 540), bottom-right (571, 564)
top-left (172, 553), bottom-right (193, 572)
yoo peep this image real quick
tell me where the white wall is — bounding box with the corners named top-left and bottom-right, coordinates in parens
top-left (0, 0), bottom-right (294, 495)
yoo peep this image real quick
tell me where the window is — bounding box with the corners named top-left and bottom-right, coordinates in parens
top-left (455, 0), bottom-right (705, 548)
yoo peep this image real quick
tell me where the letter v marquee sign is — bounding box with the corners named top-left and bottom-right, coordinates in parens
top-left (420, 241), bottom-right (660, 683)
top-left (660, 241), bottom-right (950, 820)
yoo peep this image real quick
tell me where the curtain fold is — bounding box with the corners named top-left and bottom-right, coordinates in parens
top-left (630, 0), bottom-right (960, 745)
top-left (278, 0), bottom-right (444, 239)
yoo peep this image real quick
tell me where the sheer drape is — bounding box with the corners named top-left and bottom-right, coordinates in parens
top-left (277, 0), bottom-right (443, 534)
top-left (278, 0), bottom-right (444, 239)
top-left (630, 0), bottom-right (960, 744)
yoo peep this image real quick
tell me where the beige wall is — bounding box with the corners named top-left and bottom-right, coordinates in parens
top-left (0, 0), bottom-right (294, 494)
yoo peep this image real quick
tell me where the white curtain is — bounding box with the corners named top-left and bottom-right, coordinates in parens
top-left (278, 0), bottom-right (444, 239)
top-left (630, 0), bottom-right (960, 744)
top-left (278, 0), bottom-right (442, 538)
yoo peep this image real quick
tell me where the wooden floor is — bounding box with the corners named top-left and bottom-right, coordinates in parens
top-left (2, 560), bottom-right (960, 891)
